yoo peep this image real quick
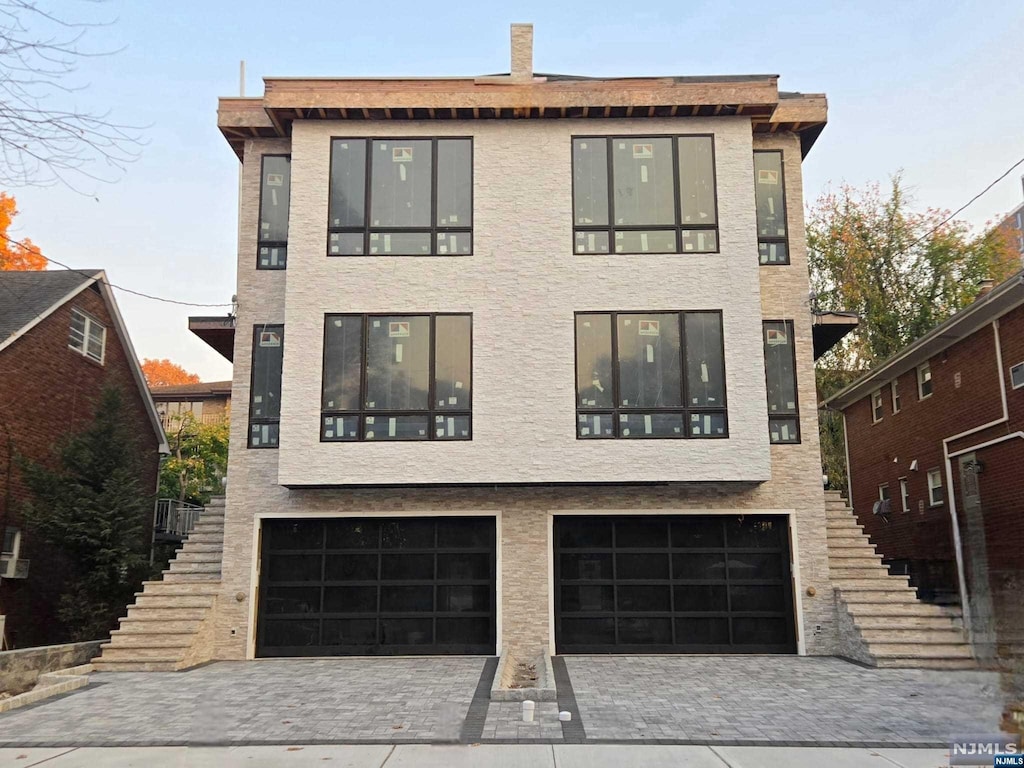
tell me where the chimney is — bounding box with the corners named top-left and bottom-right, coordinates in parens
top-left (976, 278), bottom-right (995, 300)
top-left (510, 23), bottom-right (533, 81)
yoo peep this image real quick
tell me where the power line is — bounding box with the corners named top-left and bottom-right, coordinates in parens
top-left (0, 231), bottom-right (234, 308)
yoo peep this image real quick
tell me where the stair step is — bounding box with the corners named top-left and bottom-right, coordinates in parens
top-left (829, 567), bottom-right (893, 580)
top-left (117, 618), bottom-right (204, 633)
top-left (132, 595), bottom-right (214, 609)
top-left (179, 542), bottom-right (223, 553)
top-left (831, 576), bottom-right (912, 589)
top-left (872, 657), bottom-right (978, 670)
top-left (859, 628), bottom-right (968, 644)
top-left (838, 589), bottom-right (922, 604)
top-left (840, 600), bottom-right (960, 617)
top-left (98, 646), bottom-right (187, 661)
top-left (855, 615), bottom-right (963, 630)
top-left (167, 561), bottom-right (222, 573)
top-left (826, 529), bottom-right (870, 539)
top-left (139, 582), bottom-right (219, 596)
top-left (828, 549), bottom-right (882, 561)
top-left (871, 643), bottom-right (974, 658)
top-left (92, 660), bottom-right (181, 672)
top-left (161, 572), bottom-right (222, 583)
top-left (107, 631), bottom-right (197, 647)
top-left (174, 551), bottom-right (223, 563)
top-left (126, 607), bottom-right (208, 621)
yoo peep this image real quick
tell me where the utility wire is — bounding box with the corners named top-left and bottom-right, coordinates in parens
top-left (0, 231), bottom-right (234, 308)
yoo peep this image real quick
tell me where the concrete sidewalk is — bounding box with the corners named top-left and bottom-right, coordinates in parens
top-left (0, 744), bottom-right (955, 767)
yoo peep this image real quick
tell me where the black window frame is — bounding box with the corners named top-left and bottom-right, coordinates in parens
top-left (571, 134), bottom-right (720, 256)
top-left (257, 154), bottom-right (291, 270)
top-left (248, 324), bottom-right (285, 449)
top-left (574, 310), bottom-right (728, 440)
top-left (326, 137), bottom-right (474, 258)
top-left (320, 313), bottom-right (473, 442)
top-left (754, 150), bottom-right (790, 266)
top-left (763, 319), bottom-right (800, 444)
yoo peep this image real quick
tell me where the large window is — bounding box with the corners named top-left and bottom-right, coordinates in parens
top-left (763, 320), bottom-right (799, 443)
top-left (572, 136), bottom-right (718, 255)
top-left (258, 155), bottom-right (291, 269)
top-left (249, 325), bottom-right (284, 448)
top-left (321, 314), bottom-right (471, 441)
top-left (574, 311), bottom-right (727, 439)
top-left (327, 138), bottom-right (472, 257)
top-left (927, 468), bottom-right (943, 507)
top-left (754, 151), bottom-right (789, 265)
top-left (68, 307), bottom-right (106, 364)
top-left (917, 362), bottom-right (933, 399)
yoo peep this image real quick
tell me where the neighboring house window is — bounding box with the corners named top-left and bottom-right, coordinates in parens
top-left (899, 477), bottom-right (910, 513)
top-left (754, 150), bottom-right (788, 264)
top-left (1010, 361), bottom-right (1024, 390)
top-left (927, 469), bottom-right (943, 506)
top-left (891, 379), bottom-right (901, 413)
top-left (1, 527), bottom-right (20, 559)
top-left (327, 138), bottom-right (472, 256)
top-left (763, 320), bottom-right (799, 443)
top-left (158, 401), bottom-right (204, 429)
top-left (878, 483), bottom-right (890, 501)
top-left (68, 307), bottom-right (106, 363)
top-left (249, 325), bottom-right (284, 448)
top-left (917, 362), bottom-right (933, 399)
top-left (321, 314), bottom-right (472, 441)
top-left (258, 155), bottom-right (291, 269)
top-left (574, 311), bottom-right (727, 438)
top-left (571, 136), bottom-right (718, 254)
top-left (871, 390), bottom-right (883, 423)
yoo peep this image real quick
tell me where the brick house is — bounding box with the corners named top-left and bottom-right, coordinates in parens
top-left (825, 270), bottom-right (1024, 659)
top-left (0, 269), bottom-right (167, 648)
top-left (151, 381), bottom-right (232, 430)
top-left (96, 26), bottom-right (977, 671)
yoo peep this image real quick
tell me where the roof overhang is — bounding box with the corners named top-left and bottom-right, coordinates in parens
top-left (218, 75), bottom-right (827, 161)
top-left (812, 311), bottom-right (860, 361)
top-left (825, 271), bottom-right (1024, 410)
top-left (189, 315), bottom-right (236, 362)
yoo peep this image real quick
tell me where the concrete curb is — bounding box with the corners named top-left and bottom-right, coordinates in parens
top-left (490, 650), bottom-right (557, 701)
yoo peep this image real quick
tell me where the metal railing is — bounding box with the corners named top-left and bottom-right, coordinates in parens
top-left (158, 413), bottom-right (228, 430)
top-left (153, 499), bottom-right (204, 538)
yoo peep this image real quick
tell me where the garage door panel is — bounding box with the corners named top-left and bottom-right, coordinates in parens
top-left (554, 515), bottom-right (795, 654)
top-left (257, 516), bottom-right (496, 657)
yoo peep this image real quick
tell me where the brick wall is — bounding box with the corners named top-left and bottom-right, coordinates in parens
top-left (0, 285), bottom-right (161, 648)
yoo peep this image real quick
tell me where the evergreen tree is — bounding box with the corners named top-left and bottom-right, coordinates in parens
top-left (20, 387), bottom-right (153, 640)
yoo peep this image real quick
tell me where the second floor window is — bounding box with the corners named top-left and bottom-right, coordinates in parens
top-left (249, 325), bottom-right (284, 448)
top-left (575, 311), bottom-right (727, 439)
top-left (763, 320), bottom-right (799, 443)
top-left (328, 138), bottom-right (472, 257)
top-left (871, 390), bottom-right (884, 423)
top-left (258, 155), bottom-right (291, 269)
top-left (68, 307), bottom-right (106, 363)
top-left (891, 379), bottom-right (901, 413)
top-left (917, 362), bottom-right (933, 399)
top-left (572, 136), bottom-right (718, 254)
top-left (754, 151), bottom-right (789, 265)
top-left (321, 314), bottom-right (472, 441)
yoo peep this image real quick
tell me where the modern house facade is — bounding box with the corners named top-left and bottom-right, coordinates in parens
top-left (0, 270), bottom-right (167, 648)
top-left (98, 26), bottom-right (969, 671)
top-left (826, 270), bottom-right (1024, 660)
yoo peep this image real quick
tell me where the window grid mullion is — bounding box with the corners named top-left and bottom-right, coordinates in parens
top-left (671, 137), bottom-right (683, 254)
top-left (362, 138), bottom-right (373, 259)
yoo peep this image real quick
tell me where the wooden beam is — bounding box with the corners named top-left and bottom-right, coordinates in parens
top-left (670, 105), bottom-right (679, 116)
top-left (691, 105), bottom-right (700, 116)
top-left (317, 108), bottom-right (326, 118)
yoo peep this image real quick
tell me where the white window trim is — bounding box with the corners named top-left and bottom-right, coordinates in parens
top-left (927, 468), bottom-right (943, 507)
top-left (1, 527), bottom-right (21, 560)
top-left (890, 380), bottom-right (901, 413)
top-left (878, 483), bottom-right (890, 501)
top-left (69, 307), bottom-right (107, 364)
top-left (1010, 361), bottom-right (1024, 390)
top-left (871, 389), bottom-right (883, 423)
top-left (917, 363), bottom-right (932, 400)
top-left (899, 477), bottom-right (910, 513)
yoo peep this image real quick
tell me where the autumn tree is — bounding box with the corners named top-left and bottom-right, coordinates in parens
top-left (141, 359), bottom-right (200, 388)
top-left (0, 192), bottom-right (46, 270)
top-left (810, 175), bottom-right (1020, 490)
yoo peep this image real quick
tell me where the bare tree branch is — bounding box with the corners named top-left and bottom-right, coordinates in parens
top-left (0, 0), bottom-right (144, 190)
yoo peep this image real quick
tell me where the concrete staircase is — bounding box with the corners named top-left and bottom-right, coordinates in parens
top-left (92, 498), bottom-right (224, 672)
top-left (826, 491), bottom-right (976, 669)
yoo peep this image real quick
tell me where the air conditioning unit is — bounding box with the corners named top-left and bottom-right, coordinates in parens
top-left (871, 499), bottom-right (892, 516)
top-left (0, 557), bottom-right (29, 579)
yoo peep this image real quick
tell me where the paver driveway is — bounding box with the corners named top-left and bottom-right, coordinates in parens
top-left (0, 655), bottom-right (1008, 747)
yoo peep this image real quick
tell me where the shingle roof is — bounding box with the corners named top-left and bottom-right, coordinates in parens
top-left (150, 381), bottom-right (232, 398)
top-left (0, 269), bottom-right (102, 346)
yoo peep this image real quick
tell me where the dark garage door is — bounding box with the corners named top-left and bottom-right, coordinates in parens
top-left (257, 517), bottom-right (496, 657)
top-left (554, 515), bottom-right (796, 653)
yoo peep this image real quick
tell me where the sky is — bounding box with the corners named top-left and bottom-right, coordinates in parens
top-left (8, 0), bottom-right (1024, 381)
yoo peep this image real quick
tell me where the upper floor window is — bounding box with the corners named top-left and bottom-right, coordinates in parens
top-left (321, 314), bottom-right (472, 441)
top-left (68, 307), bottom-right (106, 364)
top-left (328, 138), bottom-right (472, 257)
top-left (754, 151), bottom-right (789, 265)
top-left (572, 136), bottom-right (718, 255)
top-left (258, 155), bottom-right (291, 269)
top-left (1, 527), bottom-right (20, 558)
top-left (763, 320), bottom-right (799, 443)
top-left (899, 477), bottom-right (910, 513)
top-left (927, 468), bottom-right (943, 506)
top-left (891, 380), bottom-right (901, 413)
top-left (871, 389), bottom-right (884, 423)
top-left (574, 311), bottom-right (727, 439)
top-left (1010, 361), bottom-right (1024, 390)
top-left (917, 362), bottom-right (933, 399)
top-left (249, 325), bottom-right (284, 448)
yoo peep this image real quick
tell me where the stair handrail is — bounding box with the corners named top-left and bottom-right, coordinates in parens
top-left (153, 498), bottom-right (205, 538)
